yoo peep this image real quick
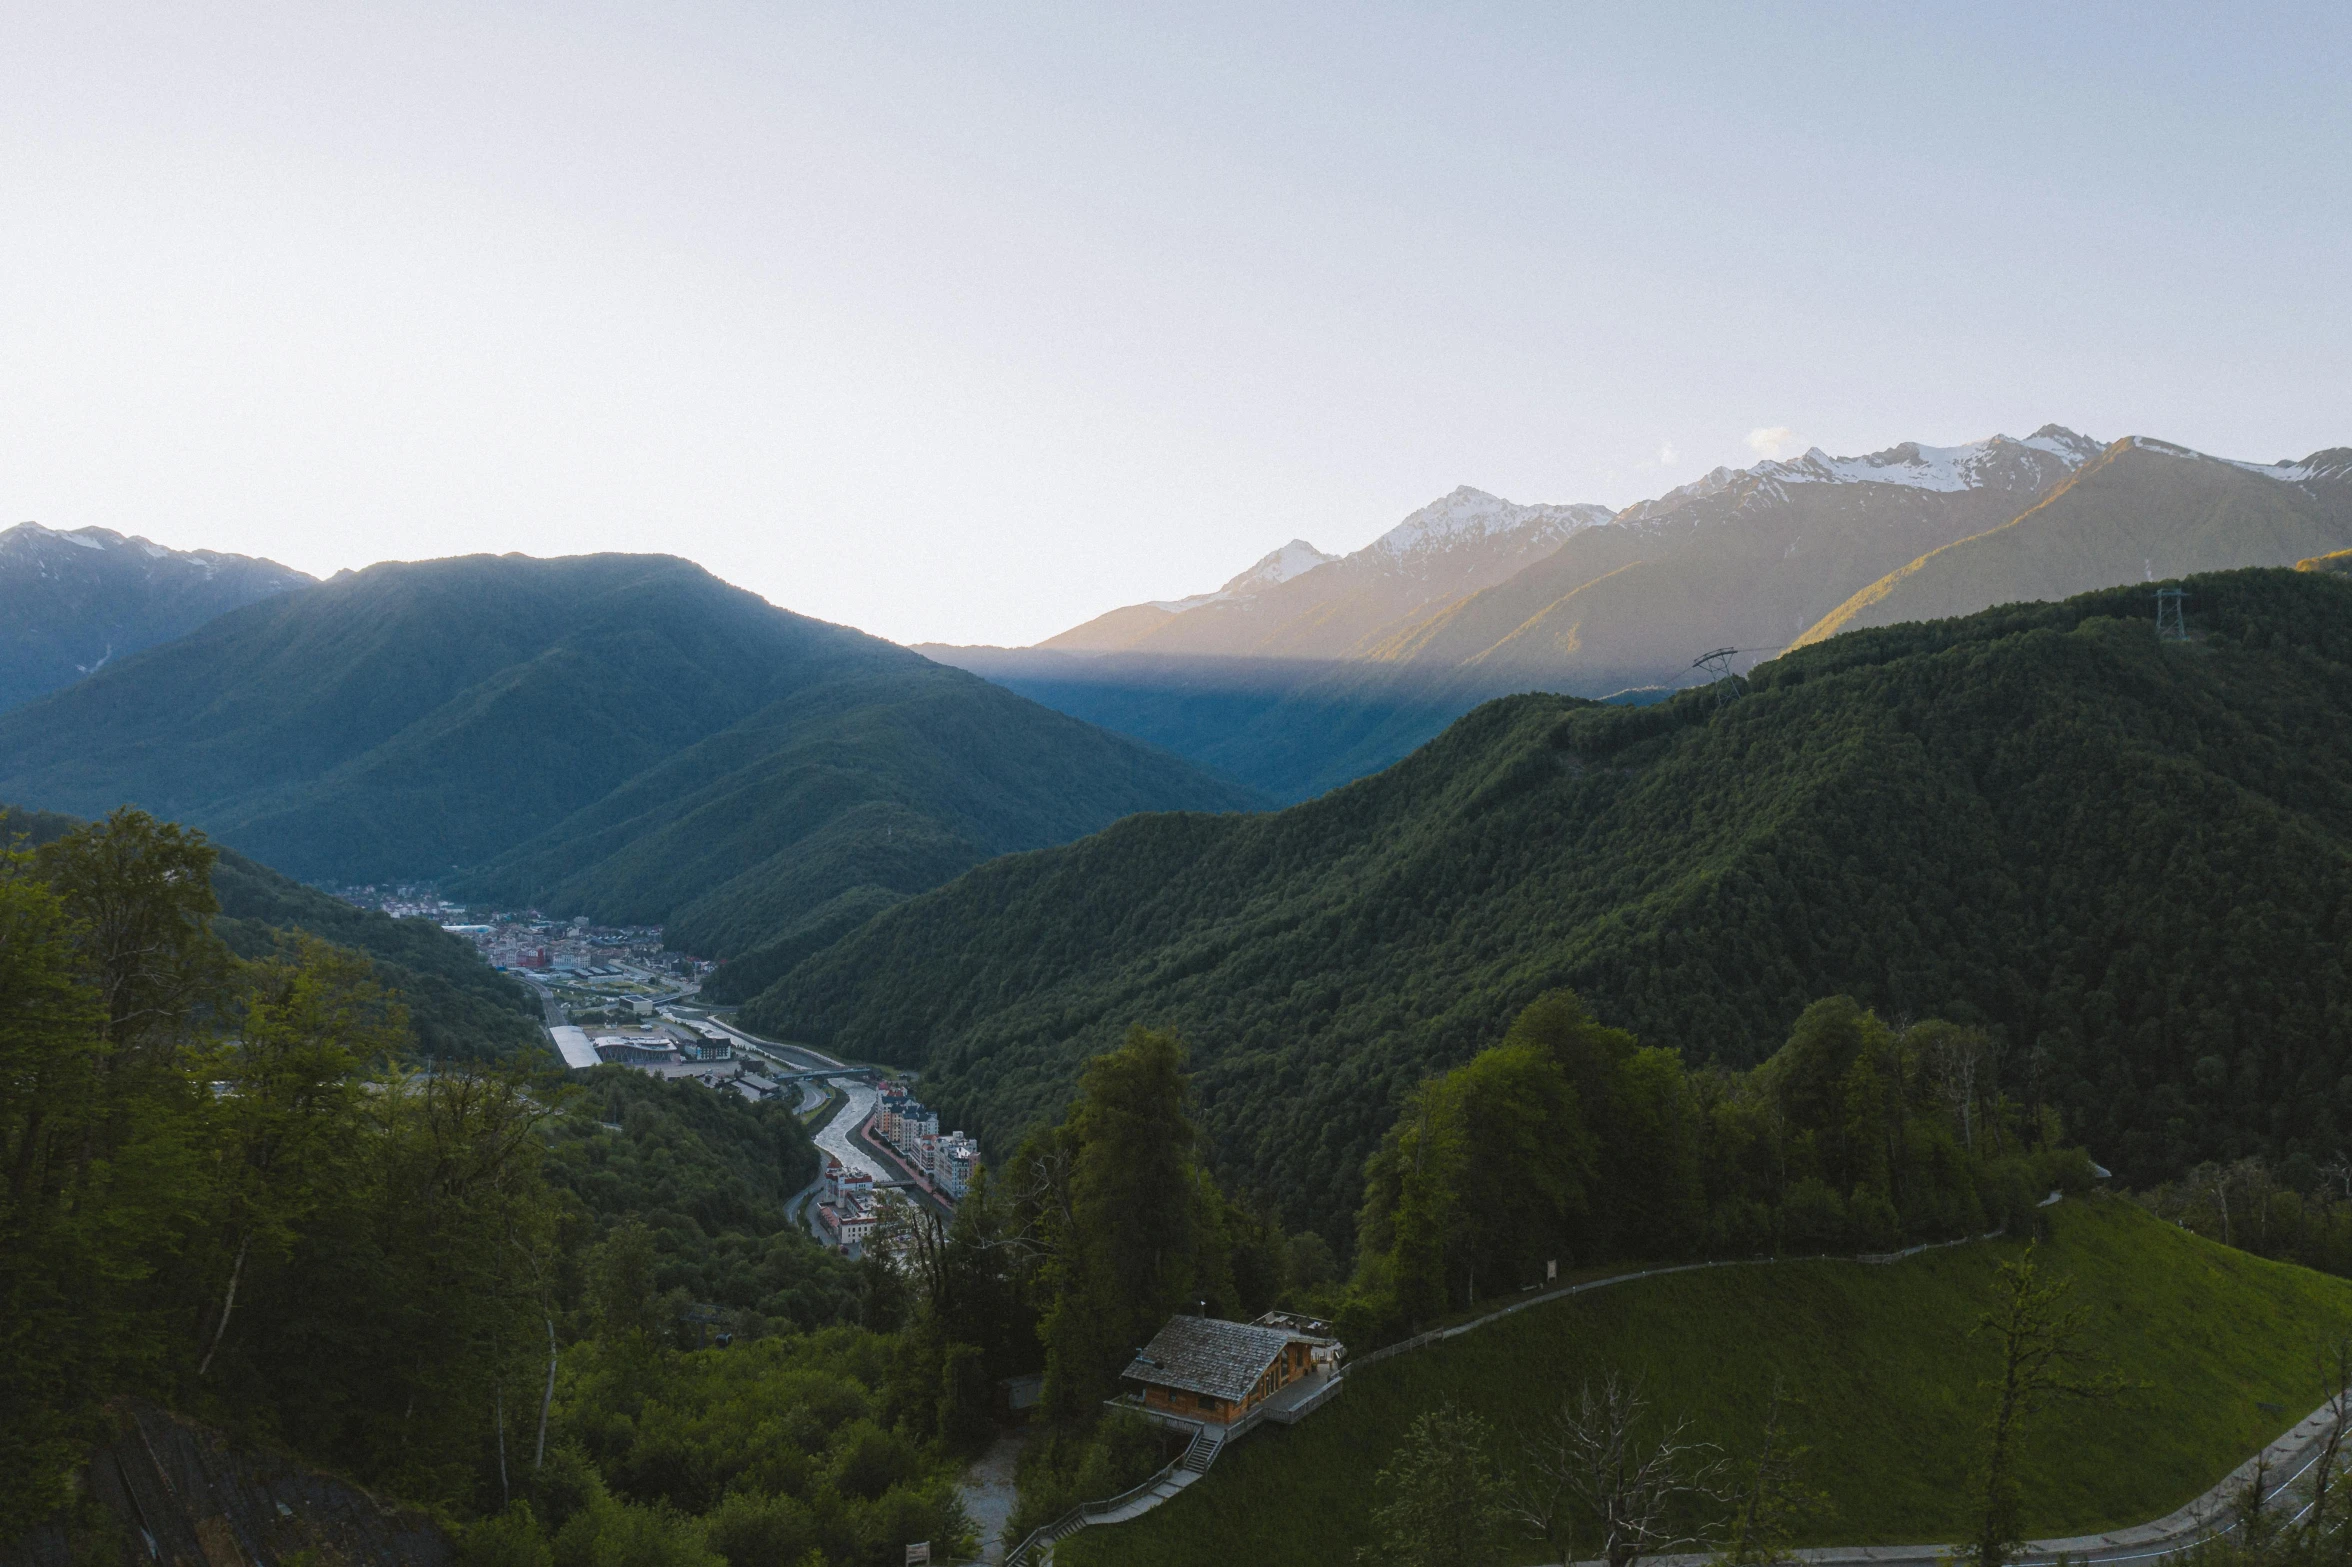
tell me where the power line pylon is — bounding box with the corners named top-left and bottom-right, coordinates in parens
top-left (1690, 647), bottom-right (1746, 707)
top-left (2155, 587), bottom-right (2188, 642)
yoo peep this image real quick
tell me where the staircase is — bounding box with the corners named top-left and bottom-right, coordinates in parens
top-left (1181, 1424), bottom-right (1223, 1474)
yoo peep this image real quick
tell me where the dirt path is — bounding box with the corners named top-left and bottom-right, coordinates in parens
top-left (959, 1428), bottom-right (1030, 1564)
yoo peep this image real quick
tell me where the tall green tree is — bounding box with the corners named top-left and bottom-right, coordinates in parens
top-left (1359, 1038), bottom-right (1594, 1325)
top-left (34, 807), bottom-right (227, 1067)
top-left (1036, 1025), bottom-right (1201, 1419)
top-left (0, 851), bottom-right (119, 1529)
top-left (191, 938), bottom-right (400, 1379)
top-left (2, 814), bottom-right (229, 1531)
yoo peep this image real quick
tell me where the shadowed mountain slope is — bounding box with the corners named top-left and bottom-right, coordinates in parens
top-left (750, 569), bottom-right (2352, 1242)
top-left (0, 553), bottom-right (1262, 962)
top-left (1798, 439), bottom-right (2352, 645)
top-left (1376, 427), bottom-right (2103, 687)
top-left (0, 522), bottom-right (312, 713)
top-left (934, 431), bottom-right (2105, 800)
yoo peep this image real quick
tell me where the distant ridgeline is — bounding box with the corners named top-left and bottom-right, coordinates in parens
top-left (0, 521), bottom-right (313, 714)
top-left (929, 433), bottom-right (2352, 803)
top-left (0, 552), bottom-right (1263, 984)
top-left (0, 802), bottom-right (541, 1061)
top-left (751, 568), bottom-right (2352, 1244)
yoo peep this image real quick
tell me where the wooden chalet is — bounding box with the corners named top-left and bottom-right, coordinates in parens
top-left (1120, 1315), bottom-right (1324, 1426)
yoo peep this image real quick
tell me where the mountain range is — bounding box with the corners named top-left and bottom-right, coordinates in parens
top-left (0, 522), bottom-right (312, 713)
top-left (758, 566), bottom-right (2352, 1241)
top-left (1798, 437), bottom-right (2352, 644)
top-left (1039, 488), bottom-right (1617, 659)
top-left (927, 427), bottom-right (2352, 801)
top-left (0, 553), bottom-right (1260, 970)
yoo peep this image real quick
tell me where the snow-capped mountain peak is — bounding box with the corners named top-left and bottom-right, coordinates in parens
top-left (1223, 538), bottom-right (1339, 595)
top-left (2117, 436), bottom-right (2352, 489)
top-left (1, 523), bottom-right (315, 711)
top-left (1759, 427), bottom-right (2101, 495)
top-left (1148, 539), bottom-right (1339, 613)
top-left (1628, 427), bottom-right (2101, 521)
top-left (2019, 424), bottom-right (2106, 463)
top-left (1369, 486), bottom-right (1613, 562)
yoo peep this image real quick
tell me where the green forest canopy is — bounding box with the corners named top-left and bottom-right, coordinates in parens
top-left (746, 568), bottom-right (2352, 1244)
top-left (0, 552), bottom-right (1261, 971)
top-left (13, 805), bottom-right (2352, 1567)
top-left (2, 800), bottom-right (542, 1061)
top-left (0, 809), bottom-right (959, 1566)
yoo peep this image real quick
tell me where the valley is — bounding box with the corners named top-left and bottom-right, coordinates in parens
top-left (14, 18), bottom-right (2348, 1567)
top-left (10, 451), bottom-right (2352, 1567)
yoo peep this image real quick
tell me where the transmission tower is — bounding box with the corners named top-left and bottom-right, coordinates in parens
top-left (1690, 647), bottom-right (1746, 707)
top-left (2155, 587), bottom-right (2188, 642)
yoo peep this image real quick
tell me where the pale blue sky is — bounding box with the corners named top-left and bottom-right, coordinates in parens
top-left (3, 2), bottom-right (2346, 645)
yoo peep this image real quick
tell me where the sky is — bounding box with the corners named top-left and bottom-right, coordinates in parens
top-left (4, 3), bottom-right (2348, 647)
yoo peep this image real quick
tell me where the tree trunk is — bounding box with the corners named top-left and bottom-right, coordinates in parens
top-left (196, 1234), bottom-right (250, 1378)
top-left (535, 1315), bottom-right (558, 1467)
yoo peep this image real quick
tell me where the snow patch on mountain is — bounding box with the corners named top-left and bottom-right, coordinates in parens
top-left (1149, 538), bottom-right (1340, 613)
top-left (1758, 426), bottom-right (2100, 495)
top-left (1231, 538), bottom-right (1341, 591)
top-left (2124, 437), bottom-right (2352, 488)
top-left (1626, 427), bottom-right (2102, 523)
top-left (2020, 424), bottom-right (2107, 463)
top-left (2222, 450), bottom-right (2352, 485)
top-left (1369, 486), bottom-right (1613, 560)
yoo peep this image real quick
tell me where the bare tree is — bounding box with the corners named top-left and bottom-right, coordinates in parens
top-left (2296, 1338), bottom-right (2352, 1559)
top-left (1511, 1374), bottom-right (1728, 1567)
top-left (2173, 1160), bottom-right (2284, 1253)
top-left (1958, 1244), bottom-right (2135, 1567)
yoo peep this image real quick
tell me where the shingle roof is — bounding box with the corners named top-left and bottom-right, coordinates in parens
top-left (1122, 1316), bottom-right (1298, 1402)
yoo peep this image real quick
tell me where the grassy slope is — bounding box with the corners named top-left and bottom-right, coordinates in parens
top-left (1068, 1201), bottom-right (2352, 1567)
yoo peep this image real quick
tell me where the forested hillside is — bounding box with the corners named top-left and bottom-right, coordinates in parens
top-left (750, 568), bottom-right (2352, 1242)
top-left (1, 811), bottom-right (959, 1560)
top-left (1, 802), bottom-right (541, 1060)
top-left (0, 552), bottom-right (1260, 964)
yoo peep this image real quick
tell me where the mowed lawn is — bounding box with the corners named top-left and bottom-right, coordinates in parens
top-left (1065, 1199), bottom-right (2352, 1567)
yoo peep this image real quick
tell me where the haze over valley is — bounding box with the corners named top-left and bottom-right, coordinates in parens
top-left (8, 9), bottom-right (2352, 1567)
